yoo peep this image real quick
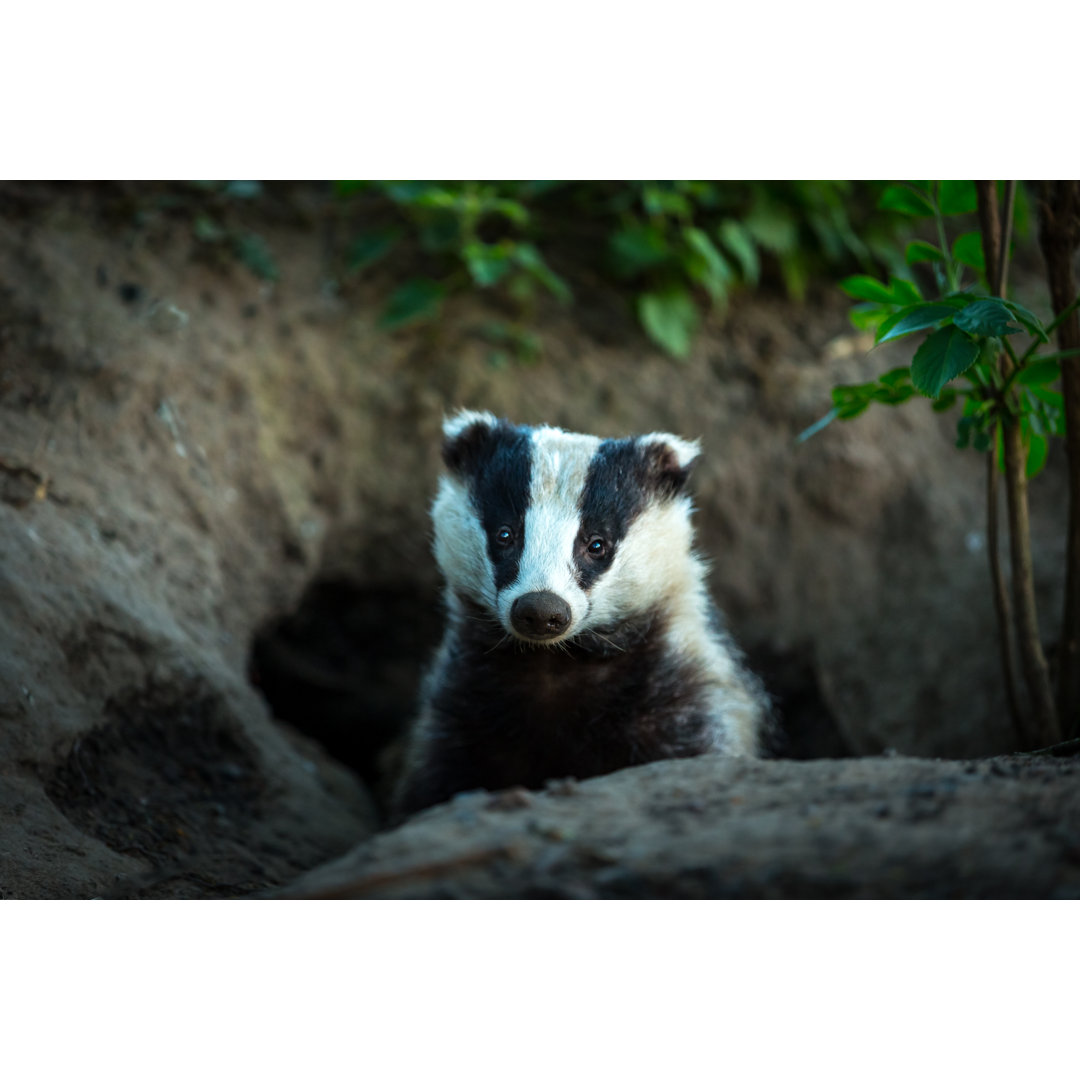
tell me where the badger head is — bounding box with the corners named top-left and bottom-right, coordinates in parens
top-left (432, 410), bottom-right (702, 646)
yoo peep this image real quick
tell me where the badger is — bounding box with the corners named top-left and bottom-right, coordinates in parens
top-left (393, 410), bottom-right (769, 817)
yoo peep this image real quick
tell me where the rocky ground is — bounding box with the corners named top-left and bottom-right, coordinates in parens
top-left (279, 753), bottom-right (1080, 900)
top-left (0, 182), bottom-right (1074, 900)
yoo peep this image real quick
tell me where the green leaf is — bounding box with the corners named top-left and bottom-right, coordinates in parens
top-left (478, 319), bottom-right (541, 364)
top-left (638, 288), bottom-right (700, 359)
top-left (848, 302), bottom-right (893, 333)
top-left (464, 240), bottom-right (513, 287)
top-left (876, 302), bottom-right (958, 344)
top-left (780, 251), bottom-right (810, 301)
top-left (905, 240), bottom-right (944, 265)
top-left (1025, 384), bottom-right (1065, 436)
top-left (888, 277), bottom-right (923, 305)
top-left (952, 232), bottom-right (986, 274)
top-left (939, 293), bottom-right (979, 309)
top-left (1023, 389), bottom-right (1063, 440)
top-left (911, 325), bottom-right (981, 397)
top-left (879, 184), bottom-right (935, 217)
top-left (744, 203), bottom-right (797, 253)
top-left (233, 232), bottom-right (278, 282)
top-left (932, 387), bottom-right (959, 412)
top-left (879, 366), bottom-right (912, 388)
top-left (334, 180), bottom-right (370, 198)
top-left (418, 217), bottom-right (461, 253)
top-left (609, 224), bottom-right (671, 277)
top-left (840, 275), bottom-right (895, 303)
top-left (835, 399), bottom-right (871, 420)
top-left (513, 242), bottom-right (572, 302)
top-left (488, 198), bottom-right (530, 226)
top-left (952, 298), bottom-right (1021, 338)
top-left (682, 226), bottom-right (732, 301)
top-left (415, 189), bottom-right (467, 213)
top-left (382, 181), bottom-right (444, 204)
top-left (832, 368), bottom-right (917, 408)
top-left (347, 227), bottom-right (401, 272)
top-left (956, 415), bottom-right (975, 449)
top-left (938, 180), bottom-right (977, 215)
top-left (643, 185), bottom-right (692, 219)
top-left (225, 180), bottom-right (262, 200)
top-left (830, 382), bottom-right (878, 418)
top-left (870, 384), bottom-right (916, 405)
top-left (1000, 299), bottom-right (1050, 342)
top-left (380, 278), bottom-right (445, 328)
top-left (193, 215), bottom-right (226, 243)
top-left (717, 220), bottom-right (760, 286)
top-left (1029, 384), bottom-right (1064, 409)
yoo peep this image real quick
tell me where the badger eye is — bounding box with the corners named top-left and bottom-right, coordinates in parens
top-left (586, 536), bottom-right (607, 558)
top-left (494, 526), bottom-right (514, 546)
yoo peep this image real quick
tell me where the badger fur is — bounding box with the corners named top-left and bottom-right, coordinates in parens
top-left (394, 410), bottom-right (769, 817)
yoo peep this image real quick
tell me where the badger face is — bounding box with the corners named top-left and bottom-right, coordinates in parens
top-left (432, 411), bottom-right (702, 646)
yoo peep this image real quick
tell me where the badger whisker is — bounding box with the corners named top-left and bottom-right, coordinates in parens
top-left (588, 629), bottom-right (626, 654)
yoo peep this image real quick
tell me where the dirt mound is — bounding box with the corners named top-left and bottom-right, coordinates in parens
top-left (280, 753), bottom-right (1080, 900)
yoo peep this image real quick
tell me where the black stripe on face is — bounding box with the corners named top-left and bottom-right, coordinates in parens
top-left (443, 418), bottom-right (533, 591)
top-left (574, 436), bottom-right (695, 591)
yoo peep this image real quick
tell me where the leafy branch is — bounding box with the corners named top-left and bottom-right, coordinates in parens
top-left (336, 181), bottom-right (905, 361)
top-left (806, 180), bottom-right (1080, 748)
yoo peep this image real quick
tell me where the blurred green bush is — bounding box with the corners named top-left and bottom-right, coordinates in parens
top-left (335, 180), bottom-right (908, 359)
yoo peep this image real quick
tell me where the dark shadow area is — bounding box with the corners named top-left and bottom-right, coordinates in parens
top-left (249, 578), bottom-right (443, 797)
top-left (44, 680), bottom-right (279, 897)
top-left (745, 645), bottom-right (852, 760)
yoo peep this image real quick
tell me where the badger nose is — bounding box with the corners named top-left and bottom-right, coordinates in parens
top-left (510, 591), bottom-right (572, 640)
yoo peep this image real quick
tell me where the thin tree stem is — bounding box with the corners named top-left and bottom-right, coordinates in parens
top-left (1001, 418), bottom-right (1061, 744)
top-left (1037, 180), bottom-right (1080, 737)
top-left (995, 180), bottom-right (1017, 298)
top-left (987, 443), bottom-right (1023, 736)
top-left (1018, 293), bottom-right (1080, 365)
top-left (934, 208), bottom-right (958, 293)
top-left (977, 180), bottom-right (1060, 747)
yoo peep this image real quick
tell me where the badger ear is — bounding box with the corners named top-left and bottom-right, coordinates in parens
top-left (638, 433), bottom-right (702, 498)
top-left (441, 410), bottom-right (500, 474)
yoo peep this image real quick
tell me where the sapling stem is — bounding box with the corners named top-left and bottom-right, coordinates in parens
top-left (1037, 181), bottom-right (1080, 736)
top-left (987, 443), bottom-right (1023, 735)
top-left (978, 180), bottom-right (1061, 747)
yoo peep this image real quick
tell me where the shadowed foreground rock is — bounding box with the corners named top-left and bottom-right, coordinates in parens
top-left (278, 755), bottom-right (1080, 899)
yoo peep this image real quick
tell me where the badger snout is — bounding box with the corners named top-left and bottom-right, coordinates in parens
top-left (510, 590), bottom-right (572, 640)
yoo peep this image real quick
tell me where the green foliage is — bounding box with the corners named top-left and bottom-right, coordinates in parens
top-left (876, 303), bottom-right (958, 344)
top-left (879, 184), bottom-right (936, 217)
top-left (638, 289), bottom-right (699, 360)
top-left (187, 182), bottom-right (280, 282)
top-left (911, 325), bottom-right (981, 398)
top-left (938, 180), bottom-right (978, 215)
top-left (380, 279), bottom-right (445, 329)
top-left (231, 232), bottom-right (279, 282)
top-left (905, 239), bottom-right (944, 265)
top-left (808, 180), bottom-right (1070, 483)
top-left (347, 226), bottom-right (401, 273)
top-left (951, 299), bottom-right (1021, 338)
top-left (337, 180), bottom-right (904, 360)
top-left (952, 231), bottom-right (986, 273)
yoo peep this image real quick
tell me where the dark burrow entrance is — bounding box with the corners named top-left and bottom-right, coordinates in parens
top-left (248, 578), bottom-right (444, 809)
top-left (249, 578), bottom-right (850, 817)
